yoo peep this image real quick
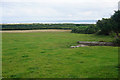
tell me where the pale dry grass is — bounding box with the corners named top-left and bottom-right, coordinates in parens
top-left (0, 29), bottom-right (71, 33)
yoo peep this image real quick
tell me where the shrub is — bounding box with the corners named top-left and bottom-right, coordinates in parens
top-left (96, 18), bottom-right (112, 35)
top-left (112, 38), bottom-right (120, 46)
top-left (85, 25), bottom-right (98, 34)
top-left (71, 25), bottom-right (98, 34)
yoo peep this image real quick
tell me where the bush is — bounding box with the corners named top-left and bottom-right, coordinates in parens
top-left (96, 18), bottom-right (112, 35)
top-left (112, 38), bottom-right (120, 46)
top-left (85, 25), bottom-right (98, 34)
top-left (96, 10), bottom-right (120, 38)
top-left (71, 25), bottom-right (98, 34)
top-left (71, 26), bottom-right (88, 33)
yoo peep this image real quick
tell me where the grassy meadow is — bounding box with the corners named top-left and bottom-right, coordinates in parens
top-left (2, 31), bottom-right (118, 78)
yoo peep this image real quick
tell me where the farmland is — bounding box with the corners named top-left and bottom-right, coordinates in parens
top-left (2, 31), bottom-right (118, 78)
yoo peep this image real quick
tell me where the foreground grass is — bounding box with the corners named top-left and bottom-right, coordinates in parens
top-left (2, 32), bottom-right (118, 78)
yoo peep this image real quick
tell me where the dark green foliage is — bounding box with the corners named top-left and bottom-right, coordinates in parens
top-left (96, 10), bottom-right (120, 44)
top-left (111, 10), bottom-right (120, 24)
top-left (111, 10), bottom-right (120, 44)
top-left (72, 10), bottom-right (120, 35)
top-left (71, 26), bottom-right (88, 33)
top-left (96, 10), bottom-right (120, 37)
top-left (112, 38), bottom-right (120, 46)
top-left (96, 18), bottom-right (113, 35)
top-left (111, 10), bottom-right (120, 38)
top-left (85, 25), bottom-right (98, 34)
top-left (76, 24), bottom-right (80, 26)
top-left (0, 23), bottom-right (93, 30)
top-left (71, 25), bottom-right (98, 34)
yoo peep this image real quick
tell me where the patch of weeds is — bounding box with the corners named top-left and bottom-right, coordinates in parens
top-left (2, 72), bottom-right (7, 74)
top-left (66, 57), bottom-right (71, 59)
top-left (40, 51), bottom-right (45, 53)
top-left (43, 49), bottom-right (53, 50)
top-left (12, 48), bottom-right (18, 50)
top-left (83, 55), bottom-right (94, 58)
top-left (58, 62), bottom-right (63, 64)
top-left (115, 65), bottom-right (120, 69)
top-left (22, 55), bottom-right (29, 58)
top-left (80, 61), bottom-right (84, 63)
top-left (112, 38), bottom-right (120, 46)
top-left (9, 60), bottom-right (12, 62)
top-left (28, 67), bottom-right (39, 73)
top-left (4, 52), bottom-right (16, 56)
top-left (9, 73), bottom-right (24, 78)
top-left (76, 52), bottom-right (84, 55)
top-left (10, 75), bottom-right (17, 78)
top-left (68, 74), bottom-right (78, 78)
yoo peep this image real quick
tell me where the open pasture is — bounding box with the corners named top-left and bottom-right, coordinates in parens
top-left (2, 31), bottom-right (118, 78)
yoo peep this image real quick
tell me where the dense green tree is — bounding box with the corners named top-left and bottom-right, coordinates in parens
top-left (96, 10), bottom-right (120, 38)
top-left (96, 18), bottom-right (112, 35)
top-left (111, 10), bottom-right (120, 39)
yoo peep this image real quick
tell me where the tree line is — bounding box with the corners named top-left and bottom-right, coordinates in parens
top-left (0, 24), bottom-right (93, 30)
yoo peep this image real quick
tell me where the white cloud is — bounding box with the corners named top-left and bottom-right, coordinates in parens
top-left (0, 0), bottom-right (119, 3)
top-left (0, 0), bottom-right (119, 23)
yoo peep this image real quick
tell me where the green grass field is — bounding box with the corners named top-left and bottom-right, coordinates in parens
top-left (2, 31), bottom-right (118, 78)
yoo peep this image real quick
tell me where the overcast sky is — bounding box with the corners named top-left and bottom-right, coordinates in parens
top-left (0, 0), bottom-right (119, 23)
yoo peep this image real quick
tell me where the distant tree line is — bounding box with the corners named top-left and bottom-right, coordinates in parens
top-left (0, 24), bottom-right (93, 30)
